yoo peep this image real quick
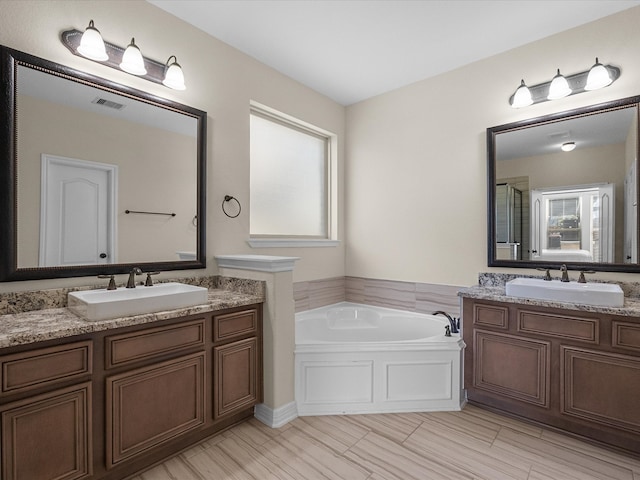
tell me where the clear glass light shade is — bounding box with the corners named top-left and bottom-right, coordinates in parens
top-left (77, 20), bottom-right (108, 61)
top-left (120, 38), bottom-right (147, 75)
top-left (511, 80), bottom-right (533, 108)
top-left (561, 142), bottom-right (576, 152)
top-left (585, 58), bottom-right (612, 91)
top-left (162, 56), bottom-right (186, 90)
top-left (547, 69), bottom-right (572, 100)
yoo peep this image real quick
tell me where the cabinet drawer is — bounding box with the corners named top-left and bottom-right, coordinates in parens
top-left (0, 341), bottom-right (92, 397)
top-left (473, 303), bottom-right (508, 329)
top-left (105, 319), bottom-right (205, 369)
top-left (612, 321), bottom-right (640, 352)
top-left (517, 310), bottom-right (599, 343)
top-left (214, 309), bottom-right (258, 342)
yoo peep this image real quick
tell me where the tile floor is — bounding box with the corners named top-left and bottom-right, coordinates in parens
top-left (132, 404), bottom-right (640, 480)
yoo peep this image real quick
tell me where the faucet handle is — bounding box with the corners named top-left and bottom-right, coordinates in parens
top-left (536, 268), bottom-right (552, 281)
top-left (145, 272), bottom-right (160, 286)
top-left (98, 274), bottom-right (117, 290)
top-left (578, 270), bottom-right (596, 283)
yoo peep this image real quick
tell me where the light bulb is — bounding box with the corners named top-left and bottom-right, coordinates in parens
top-left (561, 142), bottom-right (576, 152)
top-left (162, 56), bottom-right (186, 90)
top-left (77, 20), bottom-right (108, 61)
top-left (585, 58), bottom-right (612, 91)
top-left (511, 79), bottom-right (533, 108)
top-left (547, 69), bottom-right (571, 100)
top-left (120, 38), bottom-right (147, 75)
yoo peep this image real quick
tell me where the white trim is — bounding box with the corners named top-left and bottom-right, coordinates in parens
top-left (254, 402), bottom-right (298, 428)
top-left (247, 238), bottom-right (339, 248)
top-left (215, 254), bottom-right (300, 272)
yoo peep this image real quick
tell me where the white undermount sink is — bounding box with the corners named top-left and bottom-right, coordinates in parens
top-left (505, 277), bottom-right (624, 307)
top-left (68, 282), bottom-right (209, 321)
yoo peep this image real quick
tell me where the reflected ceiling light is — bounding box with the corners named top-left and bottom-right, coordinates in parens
top-left (511, 80), bottom-right (533, 108)
top-left (509, 59), bottom-right (620, 108)
top-left (61, 22), bottom-right (187, 90)
top-left (547, 69), bottom-right (572, 100)
top-left (585, 57), bottom-right (613, 91)
top-left (77, 20), bottom-right (108, 61)
top-left (119, 38), bottom-right (147, 76)
top-left (561, 142), bottom-right (576, 152)
top-left (162, 56), bottom-right (186, 90)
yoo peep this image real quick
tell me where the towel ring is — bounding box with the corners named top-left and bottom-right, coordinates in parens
top-left (222, 195), bottom-right (241, 218)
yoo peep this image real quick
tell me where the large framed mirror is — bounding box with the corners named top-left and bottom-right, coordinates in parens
top-left (488, 95), bottom-right (640, 272)
top-left (0, 45), bottom-right (207, 281)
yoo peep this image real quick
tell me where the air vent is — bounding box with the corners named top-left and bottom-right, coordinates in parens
top-left (91, 97), bottom-right (126, 110)
top-left (548, 130), bottom-right (571, 140)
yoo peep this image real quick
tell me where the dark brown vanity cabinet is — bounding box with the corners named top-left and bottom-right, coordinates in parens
top-left (463, 298), bottom-right (640, 456)
top-left (0, 341), bottom-right (94, 480)
top-left (0, 303), bottom-right (263, 480)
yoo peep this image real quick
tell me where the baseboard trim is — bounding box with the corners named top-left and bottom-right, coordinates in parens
top-left (254, 401), bottom-right (298, 428)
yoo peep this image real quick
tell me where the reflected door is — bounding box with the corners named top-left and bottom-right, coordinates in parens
top-left (39, 154), bottom-right (117, 266)
top-left (531, 184), bottom-right (614, 263)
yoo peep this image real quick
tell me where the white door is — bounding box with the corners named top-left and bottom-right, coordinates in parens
top-left (40, 154), bottom-right (117, 267)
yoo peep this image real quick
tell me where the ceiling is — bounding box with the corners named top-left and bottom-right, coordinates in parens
top-left (147, 0), bottom-right (640, 106)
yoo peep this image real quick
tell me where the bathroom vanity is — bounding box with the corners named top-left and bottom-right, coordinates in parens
top-left (0, 289), bottom-right (263, 480)
top-left (461, 285), bottom-right (640, 456)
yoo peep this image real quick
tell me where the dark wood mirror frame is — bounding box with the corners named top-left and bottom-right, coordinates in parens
top-left (487, 95), bottom-right (640, 272)
top-left (0, 45), bottom-right (207, 281)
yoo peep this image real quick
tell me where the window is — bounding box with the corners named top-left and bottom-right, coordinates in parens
top-left (249, 104), bottom-right (335, 245)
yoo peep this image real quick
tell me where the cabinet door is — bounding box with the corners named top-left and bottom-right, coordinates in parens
top-left (562, 347), bottom-right (640, 433)
top-left (1, 382), bottom-right (92, 480)
top-left (106, 352), bottom-right (205, 468)
top-left (213, 338), bottom-right (258, 419)
top-left (473, 330), bottom-right (551, 407)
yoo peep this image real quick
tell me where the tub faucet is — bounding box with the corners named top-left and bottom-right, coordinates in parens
top-left (126, 267), bottom-right (143, 288)
top-left (433, 311), bottom-right (460, 334)
top-left (560, 264), bottom-right (570, 282)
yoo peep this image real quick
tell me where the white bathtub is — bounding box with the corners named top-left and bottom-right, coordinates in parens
top-left (295, 302), bottom-right (466, 416)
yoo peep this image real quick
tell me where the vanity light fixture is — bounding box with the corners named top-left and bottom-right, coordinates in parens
top-left (61, 21), bottom-right (186, 90)
top-left (561, 142), bottom-right (576, 152)
top-left (510, 58), bottom-right (620, 108)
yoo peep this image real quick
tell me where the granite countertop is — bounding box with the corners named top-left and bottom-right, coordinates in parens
top-left (0, 288), bottom-right (264, 349)
top-left (459, 285), bottom-right (640, 317)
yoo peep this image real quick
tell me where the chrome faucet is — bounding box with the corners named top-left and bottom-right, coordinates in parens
top-left (560, 264), bottom-right (570, 283)
top-left (126, 267), bottom-right (143, 288)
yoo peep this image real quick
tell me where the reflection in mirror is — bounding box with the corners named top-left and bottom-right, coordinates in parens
top-left (0, 45), bottom-right (207, 281)
top-left (488, 96), bottom-right (640, 272)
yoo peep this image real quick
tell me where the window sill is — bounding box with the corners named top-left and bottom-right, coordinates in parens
top-left (247, 238), bottom-right (340, 248)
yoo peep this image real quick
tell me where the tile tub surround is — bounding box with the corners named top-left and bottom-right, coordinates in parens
top-left (294, 276), bottom-right (462, 315)
top-left (0, 278), bottom-right (265, 348)
top-left (0, 275), bottom-right (264, 315)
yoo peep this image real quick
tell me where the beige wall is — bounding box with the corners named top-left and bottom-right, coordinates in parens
top-left (17, 94), bottom-right (197, 266)
top-left (345, 5), bottom-right (640, 286)
top-left (0, 0), bottom-right (346, 292)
